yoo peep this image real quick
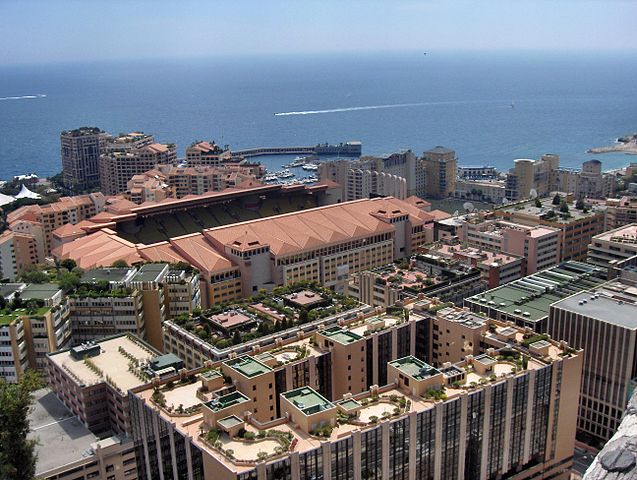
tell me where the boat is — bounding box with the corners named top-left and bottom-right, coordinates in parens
top-left (263, 173), bottom-right (279, 182)
top-left (277, 169), bottom-right (295, 179)
top-left (302, 164), bottom-right (319, 171)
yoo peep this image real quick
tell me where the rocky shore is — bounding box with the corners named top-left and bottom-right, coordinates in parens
top-left (588, 133), bottom-right (637, 155)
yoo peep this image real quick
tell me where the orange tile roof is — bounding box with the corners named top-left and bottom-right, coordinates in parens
top-left (204, 197), bottom-right (434, 257)
top-left (138, 242), bottom-right (188, 264)
top-left (55, 229), bottom-right (142, 270)
top-left (169, 233), bottom-right (235, 274)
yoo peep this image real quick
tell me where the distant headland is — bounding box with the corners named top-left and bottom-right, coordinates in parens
top-left (588, 132), bottom-right (637, 155)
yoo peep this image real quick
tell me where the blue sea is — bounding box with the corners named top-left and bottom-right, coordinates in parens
top-left (1, 51), bottom-right (636, 180)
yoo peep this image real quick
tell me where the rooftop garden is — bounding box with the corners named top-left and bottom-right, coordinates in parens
top-left (171, 281), bottom-right (361, 349)
top-left (0, 296), bottom-right (49, 325)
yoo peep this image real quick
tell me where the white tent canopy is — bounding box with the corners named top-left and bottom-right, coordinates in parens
top-left (0, 193), bottom-right (15, 207)
top-left (15, 184), bottom-right (41, 200)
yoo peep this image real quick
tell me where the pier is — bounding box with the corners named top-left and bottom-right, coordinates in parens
top-left (231, 141), bottom-right (361, 159)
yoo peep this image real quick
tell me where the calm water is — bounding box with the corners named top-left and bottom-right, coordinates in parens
top-left (1, 51), bottom-right (636, 179)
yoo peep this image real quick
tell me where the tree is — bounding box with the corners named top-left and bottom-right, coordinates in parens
top-left (0, 370), bottom-right (42, 480)
top-left (60, 259), bottom-right (77, 271)
top-left (58, 271), bottom-right (81, 293)
top-left (575, 198), bottom-right (585, 210)
top-left (231, 330), bottom-right (242, 345)
top-left (111, 260), bottom-right (129, 268)
top-left (534, 198), bottom-right (542, 208)
top-left (19, 265), bottom-right (49, 284)
top-left (552, 193), bottom-right (561, 205)
top-left (559, 201), bottom-right (570, 213)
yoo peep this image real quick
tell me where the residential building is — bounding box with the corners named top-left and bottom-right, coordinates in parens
top-left (0, 229), bottom-right (39, 280)
top-left (495, 194), bottom-right (605, 261)
top-left (0, 283), bottom-right (71, 381)
top-left (346, 168), bottom-right (407, 200)
top-left (548, 271), bottom-right (637, 445)
top-left (99, 142), bottom-right (177, 195)
top-left (104, 131), bottom-right (155, 153)
top-left (126, 172), bottom-right (174, 204)
top-left (465, 261), bottom-right (607, 331)
top-left (46, 334), bottom-right (163, 436)
top-left (128, 303), bottom-right (582, 480)
top-left (604, 196), bottom-right (637, 229)
top-left (7, 192), bottom-right (106, 256)
top-left (319, 150), bottom-right (426, 199)
top-left (504, 154), bottom-right (560, 201)
top-left (61, 127), bottom-right (109, 189)
top-left (587, 224), bottom-right (637, 270)
top-left (419, 242), bottom-right (525, 288)
top-left (555, 159), bottom-right (616, 199)
top-left (129, 263), bottom-right (168, 351)
top-left (30, 389), bottom-right (138, 480)
top-left (457, 215), bottom-right (561, 273)
top-left (69, 268), bottom-right (146, 342)
top-left (423, 146), bottom-right (457, 198)
top-left (163, 267), bottom-right (201, 318)
top-left (457, 165), bottom-right (498, 179)
top-left (453, 178), bottom-right (507, 204)
top-left (186, 141), bottom-right (233, 166)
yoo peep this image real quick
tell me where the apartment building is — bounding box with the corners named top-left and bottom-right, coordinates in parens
top-left (186, 141), bottom-right (233, 166)
top-left (548, 272), bottom-right (637, 445)
top-left (457, 216), bottom-right (561, 274)
top-left (346, 168), bottom-right (407, 200)
top-left (104, 131), bottom-right (155, 153)
top-left (457, 165), bottom-right (498, 179)
top-left (61, 127), bottom-right (109, 189)
top-left (47, 334), bottom-right (161, 435)
top-left (420, 242), bottom-right (524, 288)
top-left (126, 172), bottom-right (174, 204)
top-left (164, 267), bottom-right (201, 318)
top-left (31, 389), bottom-right (138, 480)
top-left (423, 146), bottom-right (457, 198)
top-left (319, 150), bottom-right (426, 199)
top-left (505, 154), bottom-right (560, 201)
top-left (128, 304), bottom-right (581, 480)
top-left (453, 178), bottom-right (507, 204)
top-left (465, 261), bottom-right (607, 331)
top-left (7, 192), bottom-right (106, 256)
top-left (495, 195), bottom-right (605, 261)
top-left (0, 283), bottom-right (71, 381)
top-left (555, 159), bottom-right (616, 199)
top-left (0, 229), bottom-right (39, 280)
top-left (129, 263), bottom-right (168, 351)
top-left (99, 142), bottom-right (177, 195)
top-left (69, 268), bottom-right (146, 342)
top-left (587, 223), bottom-right (637, 270)
top-left (604, 196), bottom-right (637, 229)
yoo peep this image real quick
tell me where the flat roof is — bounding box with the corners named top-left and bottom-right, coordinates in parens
top-left (321, 326), bottom-right (363, 345)
top-left (0, 283), bottom-right (24, 298)
top-left (205, 391), bottom-right (250, 412)
top-left (218, 415), bottom-right (244, 429)
top-left (131, 263), bottom-right (168, 282)
top-left (81, 267), bottom-right (134, 283)
top-left (283, 290), bottom-right (326, 307)
top-left (224, 355), bottom-right (272, 378)
top-left (552, 291), bottom-right (637, 329)
top-left (29, 389), bottom-right (98, 476)
top-left (389, 356), bottom-right (441, 381)
top-left (48, 334), bottom-right (158, 390)
top-left (466, 262), bottom-right (606, 322)
top-left (20, 283), bottom-right (62, 300)
top-left (282, 387), bottom-right (334, 415)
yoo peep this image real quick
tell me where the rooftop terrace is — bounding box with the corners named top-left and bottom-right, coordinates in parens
top-left (320, 326), bottom-right (363, 345)
top-left (389, 356), bottom-right (441, 381)
top-left (224, 355), bottom-right (273, 378)
top-left (282, 387), bottom-right (334, 415)
top-left (205, 391), bottom-right (250, 412)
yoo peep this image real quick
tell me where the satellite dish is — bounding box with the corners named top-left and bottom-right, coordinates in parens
top-left (502, 198), bottom-right (508, 205)
top-left (529, 189), bottom-right (538, 199)
top-left (453, 210), bottom-right (459, 217)
top-left (463, 202), bottom-right (475, 212)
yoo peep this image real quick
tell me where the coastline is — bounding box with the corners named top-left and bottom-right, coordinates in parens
top-left (588, 133), bottom-right (637, 155)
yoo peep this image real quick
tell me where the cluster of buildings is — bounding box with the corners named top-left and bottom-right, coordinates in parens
top-left (0, 263), bottom-right (200, 384)
top-left (33, 297), bottom-right (584, 480)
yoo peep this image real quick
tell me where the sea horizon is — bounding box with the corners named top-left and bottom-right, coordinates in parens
top-left (1, 50), bottom-right (636, 180)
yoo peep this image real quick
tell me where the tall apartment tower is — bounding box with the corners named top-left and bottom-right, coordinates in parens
top-left (61, 127), bottom-right (108, 190)
top-left (423, 146), bottom-right (457, 198)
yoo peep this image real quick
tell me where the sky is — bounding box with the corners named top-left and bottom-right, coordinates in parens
top-left (1, 0), bottom-right (636, 65)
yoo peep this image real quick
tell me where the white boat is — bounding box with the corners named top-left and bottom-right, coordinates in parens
top-left (263, 173), bottom-right (279, 182)
top-left (302, 164), bottom-right (319, 171)
top-left (277, 169), bottom-right (295, 179)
